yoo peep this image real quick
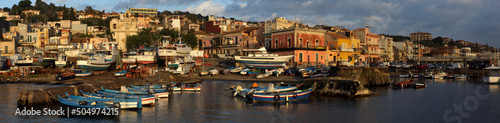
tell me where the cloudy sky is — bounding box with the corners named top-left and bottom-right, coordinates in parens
top-left (2, 0), bottom-right (500, 48)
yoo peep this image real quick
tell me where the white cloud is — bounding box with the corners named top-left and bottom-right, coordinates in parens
top-left (186, 0), bottom-right (225, 15)
top-left (302, 1), bottom-right (313, 6)
top-left (240, 3), bottom-right (247, 8)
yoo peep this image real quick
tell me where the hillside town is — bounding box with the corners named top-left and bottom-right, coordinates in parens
top-left (2, 1), bottom-right (500, 122)
top-left (1, 2), bottom-right (497, 71)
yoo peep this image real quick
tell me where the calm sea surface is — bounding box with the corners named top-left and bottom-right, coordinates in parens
top-left (1, 79), bottom-right (500, 122)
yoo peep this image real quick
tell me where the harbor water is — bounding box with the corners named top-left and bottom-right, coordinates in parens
top-left (1, 79), bottom-right (500, 122)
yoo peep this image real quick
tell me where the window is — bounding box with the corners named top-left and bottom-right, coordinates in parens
top-left (235, 37), bottom-right (238, 44)
top-left (299, 53), bottom-right (303, 62)
top-left (299, 39), bottom-right (303, 48)
top-left (306, 41), bottom-right (309, 48)
top-left (113, 24), bottom-right (116, 29)
top-left (275, 38), bottom-right (279, 48)
top-left (315, 40), bottom-right (319, 47)
top-left (287, 36), bottom-right (291, 48)
top-left (315, 53), bottom-right (319, 63)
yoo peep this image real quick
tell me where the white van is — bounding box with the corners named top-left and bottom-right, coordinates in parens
top-left (446, 63), bottom-right (463, 69)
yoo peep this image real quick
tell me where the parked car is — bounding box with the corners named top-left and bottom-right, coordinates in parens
top-left (436, 63), bottom-right (446, 69)
top-left (428, 64), bottom-right (435, 69)
top-left (403, 64), bottom-right (411, 68)
top-left (417, 64), bottom-right (429, 69)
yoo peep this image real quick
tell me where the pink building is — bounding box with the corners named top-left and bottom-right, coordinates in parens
top-left (269, 28), bottom-right (327, 65)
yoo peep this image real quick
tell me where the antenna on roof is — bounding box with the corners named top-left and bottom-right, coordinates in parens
top-left (365, 23), bottom-right (374, 28)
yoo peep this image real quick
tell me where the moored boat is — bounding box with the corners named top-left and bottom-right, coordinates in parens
top-left (413, 81), bottom-right (427, 88)
top-left (392, 80), bottom-right (414, 89)
top-left (252, 87), bottom-right (313, 102)
top-left (65, 92), bottom-right (142, 109)
top-left (432, 71), bottom-right (447, 79)
top-left (58, 95), bottom-right (114, 109)
top-left (80, 90), bottom-right (155, 105)
top-left (483, 65), bottom-right (500, 84)
top-left (454, 74), bottom-right (467, 79)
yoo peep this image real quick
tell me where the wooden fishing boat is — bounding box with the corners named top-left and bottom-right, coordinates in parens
top-left (252, 87), bottom-right (313, 102)
top-left (55, 72), bottom-right (75, 81)
top-left (240, 68), bottom-right (250, 75)
top-left (256, 69), bottom-right (276, 79)
top-left (232, 84), bottom-right (299, 99)
top-left (199, 71), bottom-right (209, 76)
top-left (454, 74), bottom-right (467, 79)
top-left (209, 68), bottom-right (219, 76)
top-left (392, 80), bottom-right (414, 89)
top-left (168, 83), bottom-right (202, 91)
top-left (58, 95), bottom-right (114, 109)
top-left (65, 93), bottom-right (142, 109)
top-left (80, 90), bottom-right (155, 105)
top-left (413, 81), bottom-right (427, 89)
top-left (247, 69), bottom-right (261, 76)
top-left (114, 70), bottom-right (127, 77)
top-left (101, 87), bottom-right (169, 98)
top-left (230, 67), bottom-right (244, 73)
top-left (399, 74), bottom-right (410, 78)
top-left (75, 71), bottom-right (93, 77)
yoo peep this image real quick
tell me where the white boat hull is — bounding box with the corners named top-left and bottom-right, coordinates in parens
top-left (136, 55), bottom-right (156, 64)
top-left (122, 58), bottom-right (137, 64)
top-left (483, 76), bottom-right (500, 84)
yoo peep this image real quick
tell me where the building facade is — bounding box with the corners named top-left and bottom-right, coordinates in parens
top-left (126, 8), bottom-right (158, 17)
top-left (110, 17), bottom-right (138, 51)
top-left (410, 31), bottom-right (432, 42)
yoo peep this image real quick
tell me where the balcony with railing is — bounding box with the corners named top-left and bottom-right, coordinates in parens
top-left (367, 50), bottom-right (381, 54)
top-left (366, 41), bottom-right (379, 46)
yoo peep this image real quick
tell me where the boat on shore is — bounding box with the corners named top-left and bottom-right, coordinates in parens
top-left (77, 54), bottom-right (113, 71)
top-left (136, 48), bottom-right (156, 64)
top-left (55, 72), bottom-right (75, 81)
top-left (55, 53), bottom-right (68, 68)
top-left (234, 47), bottom-right (293, 69)
top-left (75, 71), bottom-right (92, 77)
top-left (15, 56), bottom-right (34, 66)
top-left (114, 70), bottom-right (127, 77)
top-left (122, 51), bottom-right (137, 64)
top-left (247, 69), bottom-right (261, 76)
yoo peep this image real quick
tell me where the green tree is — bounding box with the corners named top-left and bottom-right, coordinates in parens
top-left (181, 31), bottom-right (198, 49)
top-left (84, 6), bottom-right (96, 15)
top-left (19, 0), bottom-right (32, 8)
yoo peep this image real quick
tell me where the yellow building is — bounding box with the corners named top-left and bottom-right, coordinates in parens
top-left (38, 28), bottom-right (49, 48)
top-left (126, 8), bottom-right (158, 17)
top-left (325, 31), bottom-right (361, 66)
